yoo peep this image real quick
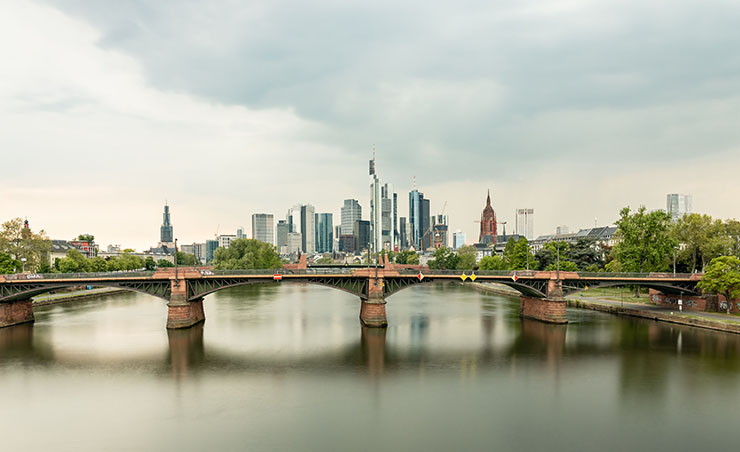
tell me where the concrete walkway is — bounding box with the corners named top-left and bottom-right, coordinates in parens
top-left (33, 287), bottom-right (126, 305)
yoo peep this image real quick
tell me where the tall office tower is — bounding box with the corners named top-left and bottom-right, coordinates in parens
top-left (420, 197), bottom-right (430, 250)
top-left (399, 217), bottom-right (408, 249)
top-left (287, 232), bottom-right (302, 255)
top-left (301, 204), bottom-right (316, 253)
top-left (515, 208), bottom-right (535, 240)
top-left (315, 213), bottom-right (334, 253)
top-left (381, 183), bottom-right (396, 251)
top-left (160, 203), bottom-right (173, 244)
top-left (453, 230), bottom-right (466, 250)
top-left (354, 220), bottom-right (371, 253)
top-left (192, 242), bottom-right (205, 263)
top-left (479, 190), bottom-right (497, 245)
top-left (432, 214), bottom-right (449, 248)
top-left (369, 155), bottom-right (383, 254)
top-left (666, 194), bottom-right (693, 222)
top-left (205, 239), bottom-right (219, 262)
top-left (236, 227), bottom-right (245, 239)
top-left (341, 199), bottom-right (362, 235)
top-left (409, 188), bottom-right (430, 250)
top-left (276, 220), bottom-right (290, 251)
top-left (251, 213), bottom-right (274, 244)
top-left (393, 192), bottom-right (398, 250)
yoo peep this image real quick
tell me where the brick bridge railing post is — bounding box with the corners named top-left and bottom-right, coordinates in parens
top-left (360, 271), bottom-right (388, 328)
top-left (519, 274), bottom-right (568, 324)
top-left (166, 278), bottom-right (205, 329)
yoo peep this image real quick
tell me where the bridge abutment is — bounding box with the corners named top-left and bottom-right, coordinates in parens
top-left (0, 299), bottom-right (34, 329)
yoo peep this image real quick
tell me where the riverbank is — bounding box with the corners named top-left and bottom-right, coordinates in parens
top-left (32, 287), bottom-right (128, 306)
top-left (468, 282), bottom-right (740, 335)
top-left (566, 297), bottom-right (740, 335)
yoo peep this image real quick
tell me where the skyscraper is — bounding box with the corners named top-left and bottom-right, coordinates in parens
top-left (420, 197), bottom-right (430, 250)
top-left (516, 208), bottom-right (534, 240)
top-left (369, 156), bottom-right (382, 254)
top-left (409, 189), bottom-right (429, 250)
top-left (341, 199), bottom-right (362, 235)
top-left (205, 239), bottom-right (218, 263)
top-left (381, 183), bottom-right (396, 251)
top-left (315, 213), bottom-right (333, 253)
top-left (354, 220), bottom-right (370, 252)
top-left (666, 194), bottom-right (693, 222)
top-left (276, 220), bottom-right (290, 253)
top-left (432, 214), bottom-right (449, 248)
top-left (301, 204), bottom-right (316, 253)
top-left (160, 204), bottom-right (173, 244)
top-left (251, 213), bottom-right (274, 244)
top-left (399, 217), bottom-right (408, 249)
top-left (479, 190), bottom-right (496, 245)
top-left (453, 230), bottom-right (466, 249)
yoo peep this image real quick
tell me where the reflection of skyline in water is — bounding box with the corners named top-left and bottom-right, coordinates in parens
top-left (3, 284), bottom-right (740, 451)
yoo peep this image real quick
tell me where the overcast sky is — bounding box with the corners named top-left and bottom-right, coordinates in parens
top-left (2, 0), bottom-right (739, 250)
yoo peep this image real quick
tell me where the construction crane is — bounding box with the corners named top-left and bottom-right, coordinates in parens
top-left (421, 201), bottom-right (448, 250)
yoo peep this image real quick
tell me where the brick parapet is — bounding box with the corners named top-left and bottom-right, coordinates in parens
top-left (0, 299), bottom-right (34, 328)
top-left (167, 298), bottom-right (205, 329)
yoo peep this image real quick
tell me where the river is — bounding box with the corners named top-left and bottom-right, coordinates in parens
top-left (1, 283), bottom-right (739, 451)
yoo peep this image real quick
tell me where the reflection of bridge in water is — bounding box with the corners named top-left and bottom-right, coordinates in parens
top-left (1, 266), bottom-right (702, 329)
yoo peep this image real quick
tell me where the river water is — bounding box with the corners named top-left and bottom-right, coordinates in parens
top-left (1, 283), bottom-right (739, 451)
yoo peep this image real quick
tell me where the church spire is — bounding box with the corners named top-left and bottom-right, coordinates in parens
top-left (486, 189), bottom-right (491, 207)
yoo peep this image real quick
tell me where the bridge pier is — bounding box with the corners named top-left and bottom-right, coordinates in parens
top-left (166, 279), bottom-right (205, 329)
top-left (0, 299), bottom-right (34, 329)
top-left (360, 275), bottom-right (387, 328)
top-left (519, 280), bottom-right (567, 324)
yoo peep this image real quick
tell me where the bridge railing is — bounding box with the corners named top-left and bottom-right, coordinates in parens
top-left (1, 270), bottom-right (157, 280)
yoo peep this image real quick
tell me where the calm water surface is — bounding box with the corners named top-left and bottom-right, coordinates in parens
top-left (2, 283), bottom-right (740, 451)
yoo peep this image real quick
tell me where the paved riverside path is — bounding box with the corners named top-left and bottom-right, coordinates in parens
top-left (568, 295), bottom-right (740, 325)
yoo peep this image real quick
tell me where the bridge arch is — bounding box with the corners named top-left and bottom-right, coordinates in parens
top-left (0, 281), bottom-right (172, 304)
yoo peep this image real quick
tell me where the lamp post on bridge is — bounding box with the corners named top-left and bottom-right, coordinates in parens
top-left (556, 241), bottom-right (560, 282)
top-left (673, 246), bottom-right (678, 276)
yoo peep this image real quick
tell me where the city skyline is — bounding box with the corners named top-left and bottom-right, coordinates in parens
top-left (2, 1), bottom-right (739, 250)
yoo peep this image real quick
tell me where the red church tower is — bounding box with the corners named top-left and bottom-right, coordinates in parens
top-left (479, 190), bottom-right (497, 245)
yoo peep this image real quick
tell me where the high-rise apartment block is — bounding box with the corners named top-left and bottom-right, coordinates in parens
top-left (218, 234), bottom-right (236, 249)
top-left (341, 199), bottom-right (362, 235)
top-left (251, 213), bottom-right (274, 245)
top-left (315, 213), bottom-right (333, 253)
top-left (205, 239), bottom-right (218, 262)
top-left (516, 208), bottom-right (534, 240)
top-left (666, 194), bottom-right (692, 222)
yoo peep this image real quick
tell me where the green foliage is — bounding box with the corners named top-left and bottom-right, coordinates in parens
top-left (0, 252), bottom-right (21, 274)
top-left (77, 234), bottom-right (95, 242)
top-left (144, 256), bottom-right (156, 271)
top-left (478, 255), bottom-right (506, 270)
top-left (612, 206), bottom-right (675, 272)
top-left (427, 247), bottom-right (459, 269)
top-left (545, 260), bottom-right (579, 272)
top-left (568, 238), bottom-right (605, 270)
top-left (316, 255), bottom-right (333, 264)
top-left (87, 257), bottom-right (109, 272)
top-left (503, 237), bottom-right (534, 270)
top-left (394, 250), bottom-right (419, 265)
top-left (176, 252), bottom-right (198, 266)
top-left (0, 217), bottom-right (52, 272)
top-left (455, 245), bottom-right (478, 270)
top-left (157, 259), bottom-right (174, 268)
top-left (57, 249), bottom-right (88, 273)
top-left (698, 256), bottom-right (740, 314)
top-left (212, 238), bottom-right (282, 269)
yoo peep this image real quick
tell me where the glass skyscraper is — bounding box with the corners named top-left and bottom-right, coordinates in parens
top-left (315, 213), bottom-right (333, 254)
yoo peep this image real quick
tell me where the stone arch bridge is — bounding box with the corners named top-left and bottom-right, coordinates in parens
top-left (0, 267), bottom-right (702, 329)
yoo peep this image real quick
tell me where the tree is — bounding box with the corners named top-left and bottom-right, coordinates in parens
top-left (427, 247), bottom-right (459, 269)
top-left (144, 256), bottom-right (156, 271)
top-left (157, 259), bottom-right (174, 268)
top-left (87, 257), bottom-right (109, 272)
top-left (671, 213), bottom-right (713, 273)
top-left (0, 252), bottom-right (21, 274)
top-left (478, 255), bottom-right (506, 270)
top-left (212, 238), bottom-right (282, 269)
top-left (503, 237), bottom-right (534, 270)
top-left (119, 253), bottom-right (144, 270)
top-left (545, 261), bottom-right (578, 272)
top-left (176, 252), bottom-right (197, 266)
top-left (395, 250), bottom-right (419, 265)
top-left (698, 256), bottom-right (740, 314)
top-left (57, 249), bottom-right (89, 273)
top-left (455, 245), bottom-right (478, 270)
top-left (77, 234), bottom-right (95, 242)
top-left (316, 255), bottom-right (333, 264)
top-left (0, 218), bottom-right (52, 272)
top-left (567, 238), bottom-right (604, 270)
top-left (613, 206), bottom-right (675, 273)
